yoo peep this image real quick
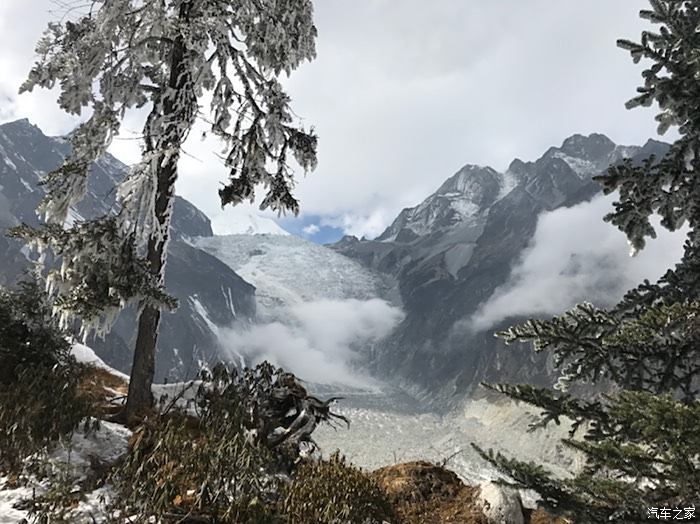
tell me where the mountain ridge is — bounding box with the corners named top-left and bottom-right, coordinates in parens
top-left (0, 119), bottom-right (673, 401)
top-left (331, 132), bottom-right (671, 404)
top-left (0, 118), bottom-right (256, 381)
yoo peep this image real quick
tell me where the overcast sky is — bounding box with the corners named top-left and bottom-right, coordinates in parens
top-left (0, 1), bottom-right (665, 242)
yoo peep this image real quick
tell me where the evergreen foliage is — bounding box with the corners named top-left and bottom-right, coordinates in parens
top-left (474, 2), bottom-right (700, 521)
top-left (0, 274), bottom-right (92, 475)
top-left (11, 0), bottom-right (319, 418)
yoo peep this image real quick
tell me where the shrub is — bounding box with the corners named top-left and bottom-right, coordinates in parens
top-left (0, 275), bottom-right (92, 475)
top-left (198, 362), bottom-right (348, 468)
top-left (282, 452), bottom-right (396, 524)
top-left (109, 362), bottom-right (347, 523)
top-left (109, 410), bottom-right (280, 523)
top-left (0, 276), bottom-right (72, 384)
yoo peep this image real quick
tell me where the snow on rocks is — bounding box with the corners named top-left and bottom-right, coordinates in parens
top-left (71, 343), bottom-right (130, 381)
top-left (0, 421), bottom-right (131, 523)
top-left (0, 481), bottom-right (32, 524)
top-left (476, 480), bottom-right (525, 524)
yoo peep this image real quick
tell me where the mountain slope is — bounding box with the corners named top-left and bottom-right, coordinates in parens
top-left (0, 119), bottom-right (255, 381)
top-left (332, 133), bottom-right (670, 402)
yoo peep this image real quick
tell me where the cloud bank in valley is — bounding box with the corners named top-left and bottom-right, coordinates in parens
top-left (470, 194), bottom-right (687, 331)
top-left (218, 298), bottom-right (404, 387)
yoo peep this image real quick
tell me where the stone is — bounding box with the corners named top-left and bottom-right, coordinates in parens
top-left (476, 480), bottom-right (524, 524)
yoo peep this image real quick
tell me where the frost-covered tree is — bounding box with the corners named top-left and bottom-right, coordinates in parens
top-left (11, 0), bottom-right (318, 421)
top-left (473, 2), bottom-right (700, 521)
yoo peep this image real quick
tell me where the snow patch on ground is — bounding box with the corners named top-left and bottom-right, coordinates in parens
top-left (63, 207), bottom-right (84, 228)
top-left (221, 285), bottom-right (237, 318)
top-left (2, 154), bottom-right (16, 171)
top-left (189, 295), bottom-right (220, 336)
top-left (0, 422), bottom-right (131, 523)
top-left (552, 151), bottom-right (599, 177)
top-left (497, 170), bottom-right (519, 201)
top-left (19, 178), bottom-right (32, 192)
top-left (71, 343), bottom-right (130, 381)
top-left (449, 198), bottom-right (479, 219)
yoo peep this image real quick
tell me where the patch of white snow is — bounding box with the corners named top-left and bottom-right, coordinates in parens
top-left (71, 343), bottom-right (129, 381)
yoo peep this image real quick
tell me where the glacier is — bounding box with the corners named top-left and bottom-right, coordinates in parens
top-left (193, 234), bottom-right (393, 322)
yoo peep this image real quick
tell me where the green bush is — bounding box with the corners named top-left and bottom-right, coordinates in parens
top-left (0, 276), bottom-right (72, 384)
top-left (0, 275), bottom-right (92, 475)
top-left (282, 452), bottom-right (396, 524)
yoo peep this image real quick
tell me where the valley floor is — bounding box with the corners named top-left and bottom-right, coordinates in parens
top-left (314, 384), bottom-right (581, 506)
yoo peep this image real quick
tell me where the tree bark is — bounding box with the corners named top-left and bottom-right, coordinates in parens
top-left (124, 178), bottom-right (174, 422)
top-left (125, 2), bottom-right (193, 423)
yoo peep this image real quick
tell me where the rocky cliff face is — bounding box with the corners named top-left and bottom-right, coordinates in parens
top-left (0, 119), bottom-right (255, 381)
top-left (332, 134), bottom-right (670, 403)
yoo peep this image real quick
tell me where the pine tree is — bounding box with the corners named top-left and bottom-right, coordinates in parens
top-left (11, 0), bottom-right (318, 422)
top-left (473, 2), bottom-right (700, 522)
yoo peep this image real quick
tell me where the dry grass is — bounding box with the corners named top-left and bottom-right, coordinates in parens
top-left (77, 365), bottom-right (128, 416)
top-left (372, 461), bottom-right (571, 524)
top-left (526, 508), bottom-right (571, 524)
top-left (372, 461), bottom-right (488, 524)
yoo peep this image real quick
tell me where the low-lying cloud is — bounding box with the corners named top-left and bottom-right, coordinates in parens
top-left (470, 194), bottom-right (687, 332)
top-left (218, 298), bottom-right (404, 387)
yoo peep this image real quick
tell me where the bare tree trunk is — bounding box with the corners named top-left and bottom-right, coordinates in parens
top-left (125, 2), bottom-right (193, 423)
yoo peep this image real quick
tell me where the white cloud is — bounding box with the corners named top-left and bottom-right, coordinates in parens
top-left (470, 194), bottom-right (687, 331)
top-left (302, 223), bottom-right (320, 236)
top-left (321, 209), bottom-right (394, 239)
top-left (0, 0), bottom-right (667, 240)
top-left (219, 298), bottom-right (404, 386)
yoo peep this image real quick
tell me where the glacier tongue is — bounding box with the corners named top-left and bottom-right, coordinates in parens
top-left (193, 234), bottom-right (402, 387)
top-left (193, 234), bottom-right (387, 322)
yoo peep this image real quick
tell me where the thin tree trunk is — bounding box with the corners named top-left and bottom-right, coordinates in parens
top-left (125, 2), bottom-right (193, 423)
top-left (124, 174), bottom-right (175, 421)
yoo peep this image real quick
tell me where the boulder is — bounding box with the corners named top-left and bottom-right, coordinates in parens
top-left (476, 481), bottom-right (525, 524)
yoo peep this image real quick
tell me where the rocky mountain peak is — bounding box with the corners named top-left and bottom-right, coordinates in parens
top-left (559, 133), bottom-right (616, 161)
top-left (435, 164), bottom-right (500, 196)
top-left (0, 118), bottom-right (37, 134)
top-left (506, 158), bottom-right (529, 176)
top-left (333, 133), bottom-right (671, 403)
top-left (376, 164), bottom-right (501, 242)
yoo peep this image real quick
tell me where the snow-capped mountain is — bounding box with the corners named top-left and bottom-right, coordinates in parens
top-left (217, 212), bottom-right (291, 236)
top-left (0, 120), bottom-right (674, 401)
top-left (377, 165), bottom-right (502, 243)
top-left (0, 119), bottom-right (255, 381)
top-left (333, 133), bottom-right (670, 402)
